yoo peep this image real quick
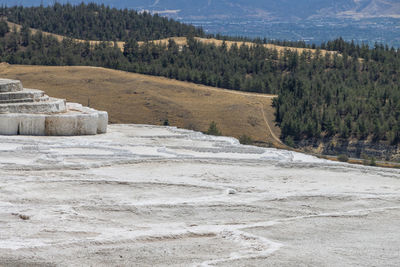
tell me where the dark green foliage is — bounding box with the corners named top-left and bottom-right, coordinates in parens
top-left (206, 121), bottom-right (221, 136)
top-left (273, 47), bottom-right (400, 144)
top-left (20, 23), bottom-right (31, 46)
top-left (369, 157), bottom-right (377, 166)
top-left (1, 3), bottom-right (204, 41)
top-left (284, 136), bottom-right (295, 147)
top-left (0, 20), bottom-right (8, 37)
top-left (361, 153), bottom-right (369, 165)
top-left (239, 135), bottom-right (253, 145)
top-left (337, 154), bottom-right (349, 162)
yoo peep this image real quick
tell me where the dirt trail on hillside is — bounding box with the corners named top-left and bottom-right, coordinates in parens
top-left (260, 102), bottom-right (284, 145)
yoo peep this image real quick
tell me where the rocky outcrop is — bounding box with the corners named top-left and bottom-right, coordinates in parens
top-left (0, 79), bottom-right (108, 136)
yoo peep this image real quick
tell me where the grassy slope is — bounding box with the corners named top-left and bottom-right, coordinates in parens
top-left (0, 63), bottom-right (281, 145)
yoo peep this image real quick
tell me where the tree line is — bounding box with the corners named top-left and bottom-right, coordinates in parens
top-left (0, 3), bottom-right (204, 41)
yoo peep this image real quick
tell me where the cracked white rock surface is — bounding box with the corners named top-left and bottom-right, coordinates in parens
top-left (0, 124), bottom-right (399, 266)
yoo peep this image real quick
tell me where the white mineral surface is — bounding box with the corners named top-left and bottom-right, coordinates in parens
top-left (0, 124), bottom-right (399, 266)
top-left (0, 78), bottom-right (107, 136)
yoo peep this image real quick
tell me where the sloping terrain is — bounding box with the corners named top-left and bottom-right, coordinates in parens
top-left (0, 63), bottom-right (281, 145)
top-left (6, 21), bottom-right (127, 49)
top-left (6, 21), bottom-right (335, 56)
top-left (0, 124), bottom-right (399, 266)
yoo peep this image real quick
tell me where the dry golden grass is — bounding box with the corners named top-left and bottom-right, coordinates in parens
top-left (0, 63), bottom-right (281, 145)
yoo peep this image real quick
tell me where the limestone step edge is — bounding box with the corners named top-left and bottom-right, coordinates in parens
top-left (0, 79), bottom-right (23, 93)
top-left (0, 89), bottom-right (45, 101)
top-left (0, 95), bottom-right (50, 104)
top-left (0, 98), bottom-right (67, 114)
top-left (0, 102), bottom-right (108, 136)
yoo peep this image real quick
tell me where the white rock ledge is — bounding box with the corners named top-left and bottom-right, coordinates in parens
top-left (0, 78), bottom-right (23, 92)
top-left (0, 89), bottom-right (45, 101)
top-left (0, 78), bottom-right (108, 136)
top-left (0, 98), bottom-right (67, 114)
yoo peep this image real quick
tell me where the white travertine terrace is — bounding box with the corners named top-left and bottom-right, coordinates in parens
top-left (0, 125), bottom-right (399, 265)
top-left (0, 78), bottom-right (108, 135)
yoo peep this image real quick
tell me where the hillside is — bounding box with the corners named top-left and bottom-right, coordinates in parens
top-left (2, 3), bottom-right (203, 41)
top-left (5, 21), bottom-right (125, 50)
top-left (6, 21), bottom-right (335, 56)
top-left (0, 63), bottom-right (281, 146)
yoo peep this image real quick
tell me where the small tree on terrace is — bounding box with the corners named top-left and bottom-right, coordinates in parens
top-left (206, 121), bottom-right (222, 136)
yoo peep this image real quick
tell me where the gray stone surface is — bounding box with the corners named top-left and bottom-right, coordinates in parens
top-left (66, 103), bottom-right (108, 134)
top-left (0, 78), bottom-right (108, 136)
top-left (0, 98), bottom-right (67, 114)
top-left (0, 79), bottom-right (23, 92)
top-left (0, 96), bottom-right (50, 104)
top-left (0, 89), bottom-right (45, 101)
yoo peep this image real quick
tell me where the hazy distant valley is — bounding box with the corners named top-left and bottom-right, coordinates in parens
top-left (4, 0), bottom-right (400, 46)
top-left (186, 17), bottom-right (400, 47)
top-left (13, 0), bottom-right (399, 20)
top-left (129, 0), bottom-right (400, 47)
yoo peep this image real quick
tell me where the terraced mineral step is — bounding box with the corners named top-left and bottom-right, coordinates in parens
top-left (0, 89), bottom-right (45, 101)
top-left (0, 79), bottom-right (23, 92)
top-left (0, 78), bottom-right (108, 135)
top-left (0, 95), bottom-right (50, 104)
top-left (0, 97), bottom-right (67, 114)
top-left (0, 104), bottom-right (108, 135)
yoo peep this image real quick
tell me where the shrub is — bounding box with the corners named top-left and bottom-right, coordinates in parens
top-left (239, 134), bottom-right (253, 145)
top-left (337, 154), bottom-right (349, 162)
top-left (284, 136), bottom-right (295, 147)
top-left (0, 21), bottom-right (9, 37)
top-left (206, 121), bottom-right (221, 136)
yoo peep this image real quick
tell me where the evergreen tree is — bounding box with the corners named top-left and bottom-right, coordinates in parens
top-left (206, 121), bottom-right (222, 136)
top-left (0, 21), bottom-right (8, 37)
